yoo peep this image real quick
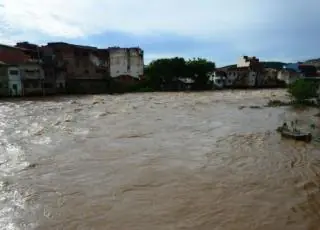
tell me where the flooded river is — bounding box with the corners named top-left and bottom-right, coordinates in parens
top-left (1, 89), bottom-right (320, 230)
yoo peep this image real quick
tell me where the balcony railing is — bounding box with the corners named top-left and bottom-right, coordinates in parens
top-left (20, 71), bottom-right (44, 79)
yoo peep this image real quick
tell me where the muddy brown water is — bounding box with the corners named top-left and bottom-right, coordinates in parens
top-left (1, 89), bottom-right (320, 230)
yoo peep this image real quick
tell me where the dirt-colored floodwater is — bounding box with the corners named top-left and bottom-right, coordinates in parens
top-left (1, 89), bottom-right (320, 230)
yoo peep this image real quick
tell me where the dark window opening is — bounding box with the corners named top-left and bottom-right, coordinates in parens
top-left (9, 70), bottom-right (19, 75)
top-left (84, 70), bottom-right (89, 74)
top-left (12, 84), bottom-right (17, 90)
top-left (44, 83), bottom-right (53, 88)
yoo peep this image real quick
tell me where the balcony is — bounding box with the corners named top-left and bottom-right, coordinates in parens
top-left (20, 70), bottom-right (44, 80)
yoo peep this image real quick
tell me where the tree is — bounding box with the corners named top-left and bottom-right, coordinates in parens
top-left (143, 57), bottom-right (215, 91)
top-left (288, 79), bottom-right (318, 102)
top-left (144, 57), bottom-right (187, 90)
top-left (186, 58), bottom-right (215, 90)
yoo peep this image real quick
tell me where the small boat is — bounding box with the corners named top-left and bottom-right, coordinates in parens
top-left (277, 126), bottom-right (312, 142)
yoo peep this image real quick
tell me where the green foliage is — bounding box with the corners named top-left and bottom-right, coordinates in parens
top-left (288, 79), bottom-right (318, 102)
top-left (186, 58), bottom-right (215, 90)
top-left (144, 57), bottom-right (215, 91)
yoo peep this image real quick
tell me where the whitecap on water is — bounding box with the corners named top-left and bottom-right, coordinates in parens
top-left (30, 136), bottom-right (52, 145)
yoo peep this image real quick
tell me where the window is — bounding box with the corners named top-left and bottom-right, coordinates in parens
top-left (44, 83), bottom-right (53, 88)
top-left (9, 70), bottom-right (19, 75)
top-left (84, 70), bottom-right (89, 74)
top-left (59, 83), bottom-right (64, 88)
top-left (12, 84), bottom-right (17, 90)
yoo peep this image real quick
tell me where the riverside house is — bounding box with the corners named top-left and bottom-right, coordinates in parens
top-left (45, 42), bottom-right (110, 94)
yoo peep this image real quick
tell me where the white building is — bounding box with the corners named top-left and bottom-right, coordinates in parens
top-left (277, 69), bottom-right (302, 85)
top-left (237, 56), bottom-right (260, 68)
top-left (108, 47), bottom-right (144, 81)
top-left (208, 71), bottom-right (227, 88)
top-left (7, 66), bottom-right (23, 96)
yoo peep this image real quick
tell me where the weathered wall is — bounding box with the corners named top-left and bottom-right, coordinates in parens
top-left (109, 48), bottom-right (143, 80)
top-left (0, 45), bottom-right (29, 64)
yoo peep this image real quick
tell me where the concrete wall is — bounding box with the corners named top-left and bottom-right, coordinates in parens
top-left (277, 70), bottom-right (302, 85)
top-left (19, 63), bottom-right (44, 79)
top-left (247, 72), bottom-right (257, 87)
top-left (237, 57), bottom-right (251, 68)
top-left (109, 48), bottom-right (143, 80)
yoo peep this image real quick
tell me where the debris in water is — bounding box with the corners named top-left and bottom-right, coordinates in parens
top-left (249, 105), bottom-right (262, 109)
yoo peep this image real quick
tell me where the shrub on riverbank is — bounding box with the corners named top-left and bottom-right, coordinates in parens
top-left (287, 79), bottom-right (318, 103)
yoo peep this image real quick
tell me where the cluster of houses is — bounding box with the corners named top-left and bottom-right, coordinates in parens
top-left (208, 56), bottom-right (320, 89)
top-left (0, 42), bottom-right (144, 96)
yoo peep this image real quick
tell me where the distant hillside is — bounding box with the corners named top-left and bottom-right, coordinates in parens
top-left (303, 58), bottom-right (320, 70)
top-left (261, 61), bottom-right (287, 70)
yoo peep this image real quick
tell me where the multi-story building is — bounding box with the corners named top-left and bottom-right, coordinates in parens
top-left (16, 42), bottom-right (58, 95)
top-left (226, 66), bottom-right (257, 88)
top-left (0, 41), bottom-right (145, 95)
top-left (108, 47), bottom-right (144, 82)
top-left (19, 63), bottom-right (45, 96)
top-left (45, 42), bottom-right (109, 94)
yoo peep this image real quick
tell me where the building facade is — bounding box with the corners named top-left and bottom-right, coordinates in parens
top-left (277, 69), bottom-right (302, 85)
top-left (225, 66), bottom-right (257, 88)
top-left (7, 66), bottom-right (23, 96)
top-left (108, 47), bottom-right (144, 82)
top-left (46, 42), bottom-right (109, 94)
top-left (0, 44), bottom-right (30, 64)
top-left (0, 64), bottom-right (8, 96)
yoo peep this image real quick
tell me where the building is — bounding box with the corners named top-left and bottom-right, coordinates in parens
top-left (7, 66), bottom-right (23, 96)
top-left (46, 42), bottom-right (110, 94)
top-left (108, 47), bottom-right (144, 82)
top-left (277, 69), bottom-right (302, 85)
top-left (0, 63), bottom-right (8, 96)
top-left (260, 68), bottom-right (283, 87)
top-left (0, 44), bottom-right (30, 64)
top-left (19, 63), bottom-right (45, 96)
top-left (16, 42), bottom-right (61, 95)
top-left (237, 56), bottom-right (262, 71)
top-left (208, 71), bottom-right (227, 89)
top-left (225, 66), bottom-right (257, 88)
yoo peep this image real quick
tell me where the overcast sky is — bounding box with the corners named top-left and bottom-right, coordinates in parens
top-left (0, 0), bottom-right (319, 66)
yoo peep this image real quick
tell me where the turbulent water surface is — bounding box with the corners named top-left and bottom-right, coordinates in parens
top-left (1, 89), bottom-right (320, 230)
